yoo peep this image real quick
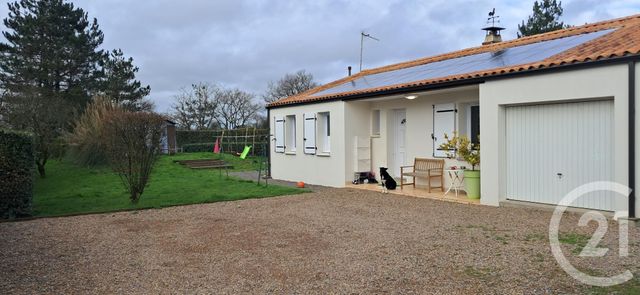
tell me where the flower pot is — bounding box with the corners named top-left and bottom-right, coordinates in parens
top-left (463, 170), bottom-right (480, 199)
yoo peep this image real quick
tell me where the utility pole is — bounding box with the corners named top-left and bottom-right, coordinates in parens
top-left (360, 31), bottom-right (379, 72)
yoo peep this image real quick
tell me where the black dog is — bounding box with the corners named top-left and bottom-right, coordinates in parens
top-left (379, 167), bottom-right (397, 192)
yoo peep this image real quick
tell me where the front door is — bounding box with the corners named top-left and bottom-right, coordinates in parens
top-left (392, 109), bottom-right (407, 177)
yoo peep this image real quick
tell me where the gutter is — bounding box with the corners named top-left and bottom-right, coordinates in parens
top-left (629, 61), bottom-right (636, 218)
top-left (266, 55), bottom-right (640, 109)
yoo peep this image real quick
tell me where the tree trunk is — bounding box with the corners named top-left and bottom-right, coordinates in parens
top-left (36, 162), bottom-right (46, 178)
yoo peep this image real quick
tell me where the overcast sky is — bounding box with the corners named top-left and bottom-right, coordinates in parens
top-left (1, 0), bottom-right (639, 113)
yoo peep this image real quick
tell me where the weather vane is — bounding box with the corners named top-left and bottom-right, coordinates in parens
top-left (487, 8), bottom-right (500, 26)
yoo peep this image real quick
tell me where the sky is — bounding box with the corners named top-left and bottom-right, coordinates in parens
top-left (1, 0), bottom-right (639, 113)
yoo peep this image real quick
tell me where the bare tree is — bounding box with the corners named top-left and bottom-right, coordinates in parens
top-left (170, 83), bottom-right (218, 130)
top-left (262, 70), bottom-right (318, 104)
top-left (216, 88), bottom-right (261, 129)
top-left (103, 110), bottom-right (164, 203)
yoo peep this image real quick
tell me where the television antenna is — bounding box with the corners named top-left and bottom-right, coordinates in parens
top-left (360, 31), bottom-right (380, 72)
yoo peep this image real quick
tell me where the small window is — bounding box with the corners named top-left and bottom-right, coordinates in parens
top-left (318, 112), bottom-right (330, 153)
top-left (371, 110), bottom-right (380, 136)
top-left (285, 115), bottom-right (296, 153)
top-left (469, 105), bottom-right (480, 145)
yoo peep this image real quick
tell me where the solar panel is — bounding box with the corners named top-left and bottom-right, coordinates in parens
top-left (313, 29), bottom-right (615, 97)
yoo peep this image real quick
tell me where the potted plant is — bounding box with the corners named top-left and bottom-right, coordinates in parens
top-left (439, 132), bottom-right (480, 199)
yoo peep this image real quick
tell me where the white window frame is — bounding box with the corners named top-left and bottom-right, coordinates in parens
top-left (285, 114), bottom-right (296, 153)
top-left (318, 112), bottom-right (331, 154)
top-left (466, 103), bottom-right (480, 145)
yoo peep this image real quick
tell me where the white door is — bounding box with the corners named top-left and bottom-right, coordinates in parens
top-left (392, 109), bottom-right (407, 177)
top-left (505, 100), bottom-right (614, 211)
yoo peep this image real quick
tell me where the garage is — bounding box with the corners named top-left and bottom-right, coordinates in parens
top-left (505, 100), bottom-right (615, 211)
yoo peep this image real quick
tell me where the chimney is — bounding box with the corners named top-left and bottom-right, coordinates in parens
top-left (482, 26), bottom-right (504, 45)
top-left (348, 66), bottom-right (352, 76)
top-left (482, 8), bottom-right (505, 45)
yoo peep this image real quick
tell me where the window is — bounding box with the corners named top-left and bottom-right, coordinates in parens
top-left (432, 103), bottom-right (456, 158)
top-left (274, 116), bottom-right (285, 153)
top-left (318, 112), bottom-right (331, 153)
top-left (469, 105), bottom-right (480, 145)
top-left (371, 110), bottom-right (380, 136)
top-left (285, 115), bottom-right (296, 153)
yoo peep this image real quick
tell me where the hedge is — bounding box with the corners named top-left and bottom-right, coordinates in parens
top-left (176, 128), bottom-right (269, 145)
top-left (182, 142), bottom-right (216, 153)
top-left (0, 129), bottom-right (34, 218)
top-left (177, 128), bottom-right (270, 156)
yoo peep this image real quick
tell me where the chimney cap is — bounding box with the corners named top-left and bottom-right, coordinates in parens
top-left (482, 26), bottom-right (505, 31)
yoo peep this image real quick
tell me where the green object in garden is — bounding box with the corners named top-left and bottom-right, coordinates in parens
top-left (439, 132), bottom-right (481, 200)
top-left (240, 146), bottom-right (251, 159)
top-left (464, 170), bottom-right (481, 199)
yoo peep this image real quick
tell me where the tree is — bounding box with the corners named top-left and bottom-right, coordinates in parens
top-left (102, 49), bottom-right (153, 112)
top-left (170, 83), bottom-right (218, 130)
top-left (262, 70), bottom-right (318, 104)
top-left (216, 88), bottom-right (261, 129)
top-left (103, 110), bottom-right (164, 203)
top-left (517, 0), bottom-right (569, 38)
top-left (0, 0), bottom-right (106, 177)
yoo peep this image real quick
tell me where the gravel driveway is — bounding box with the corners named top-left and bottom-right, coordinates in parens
top-left (1, 188), bottom-right (639, 294)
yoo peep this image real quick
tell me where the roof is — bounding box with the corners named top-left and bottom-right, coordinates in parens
top-left (268, 14), bottom-right (640, 108)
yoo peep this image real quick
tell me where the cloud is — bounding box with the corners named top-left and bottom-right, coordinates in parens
top-left (1, 0), bottom-right (638, 112)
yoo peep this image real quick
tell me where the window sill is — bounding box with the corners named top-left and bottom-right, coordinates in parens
top-left (317, 152), bottom-right (331, 157)
top-left (285, 151), bottom-right (297, 155)
top-left (370, 134), bottom-right (380, 138)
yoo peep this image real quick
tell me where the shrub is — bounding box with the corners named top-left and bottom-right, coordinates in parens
top-left (68, 96), bottom-right (119, 167)
top-left (439, 132), bottom-right (480, 170)
top-left (0, 129), bottom-right (34, 218)
top-left (103, 110), bottom-right (165, 203)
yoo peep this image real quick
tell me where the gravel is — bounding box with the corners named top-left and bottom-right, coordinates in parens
top-left (1, 188), bottom-right (639, 294)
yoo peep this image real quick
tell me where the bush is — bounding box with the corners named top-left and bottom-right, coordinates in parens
top-left (103, 110), bottom-right (165, 203)
top-left (68, 96), bottom-right (119, 167)
top-left (0, 129), bottom-right (34, 218)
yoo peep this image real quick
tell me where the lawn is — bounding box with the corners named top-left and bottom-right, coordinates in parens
top-left (33, 152), bottom-right (303, 217)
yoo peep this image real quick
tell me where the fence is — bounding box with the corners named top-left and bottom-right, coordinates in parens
top-left (176, 128), bottom-right (270, 156)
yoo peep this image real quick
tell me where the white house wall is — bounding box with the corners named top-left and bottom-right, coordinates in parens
top-left (480, 64), bottom-right (630, 210)
top-left (345, 87), bottom-right (480, 187)
top-left (270, 101), bottom-right (346, 187)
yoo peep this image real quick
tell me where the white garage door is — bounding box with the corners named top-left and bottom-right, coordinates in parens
top-left (505, 100), bottom-right (614, 211)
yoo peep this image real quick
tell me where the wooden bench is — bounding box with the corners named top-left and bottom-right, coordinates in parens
top-left (400, 158), bottom-right (445, 192)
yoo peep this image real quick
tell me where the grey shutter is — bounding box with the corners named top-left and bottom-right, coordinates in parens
top-left (274, 117), bottom-right (285, 153)
top-left (303, 112), bottom-right (316, 154)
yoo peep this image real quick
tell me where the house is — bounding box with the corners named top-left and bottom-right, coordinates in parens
top-left (266, 14), bottom-right (640, 215)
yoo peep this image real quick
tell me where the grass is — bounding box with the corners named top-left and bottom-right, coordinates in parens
top-left (558, 232), bottom-right (591, 255)
top-left (33, 152), bottom-right (303, 217)
top-left (463, 266), bottom-right (494, 279)
top-left (585, 276), bottom-right (640, 295)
